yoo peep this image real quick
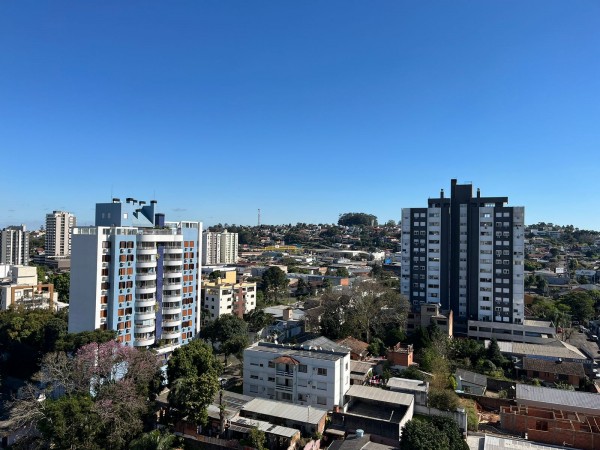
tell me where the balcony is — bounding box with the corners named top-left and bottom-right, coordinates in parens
top-left (136, 311), bottom-right (155, 321)
top-left (136, 286), bottom-right (156, 295)
top-left (276, 370), bottom-right (294, 377)
top-left (136, 248), bottom-right (156, 255)
top-left (163, 317), bottom-right (182, 327)
top-left (162, 329), bottom-right (180, 339)
top-left (134, 337), bottom-right (155, 347)
top-left (135, 322), bottom-right (155, 333)
top-left (135, 298), bottom-right (156, 308)
top-left (275, 384), bottom-right (293, 392)
top-left (164, 247), bottom-right (183, 255)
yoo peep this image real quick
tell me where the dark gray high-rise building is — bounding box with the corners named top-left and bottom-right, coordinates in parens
top-left (401, 180), bottom-right (525, 332)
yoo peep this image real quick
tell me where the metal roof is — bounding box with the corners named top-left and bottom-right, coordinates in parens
top-left (483, 435), bottom-right (566, 450)
top-left (516, 384), bottom-right (600, 412)
top-left (456, 369), bottom-right (487, 387)
top-left (345, 385), bottom-right (414, 406)
top-left (350, 360), bottom-right (375, 375)
top-left (230, 417), bottom-right (299, 438)
top-left (386, 377), bottom-right (428, 393)
top-left (487, 340), bottom-right (587, 360)
top-left (248, 341), bottom-right (348, 361)
top-left (241, 398), bottom-right (328, 425)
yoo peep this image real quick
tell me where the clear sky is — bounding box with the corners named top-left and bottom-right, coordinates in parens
top-left (1, 1), bottom-right (599, 230)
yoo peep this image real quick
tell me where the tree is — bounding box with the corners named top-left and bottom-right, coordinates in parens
top-left (261, 267), bottom-right (289, 303)
top-left (209, 270), bottom-right (223, 282)
top-left (400, 419), bottom-right (450, 450)
top-left (50, 272), bottom-right (71, 302)
top-left (202, 314), bottom-right (249, 362)
top-left (559, 291), bottom-right (595, 323)
top-left (244, 309), bottom-right (274, 332)
top-left (295, 278), bottom-right (311, 298)
top-left (338, 213), bottom-right (378, 227)
top-left (38, 394), bottom-right (102, 450)
top-left (486, 338), bottom-right (505, 367)
top-left (6, 341), bottom-right (161, 450)
top-left (248, 427), bottom-right (266, 450)
top-left (167, 340), bottom-right (222, 426)
top-left (130, 430), bottom-right (177, 450)
top-left (335, 267), bottom-right (350, 278)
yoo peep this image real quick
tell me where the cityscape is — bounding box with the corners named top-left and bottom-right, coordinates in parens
top-left (2, 2), bottom-right (600, 450)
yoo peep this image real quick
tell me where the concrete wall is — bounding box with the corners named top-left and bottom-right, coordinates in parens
top-left (414, 405), bottom-right (468, 434)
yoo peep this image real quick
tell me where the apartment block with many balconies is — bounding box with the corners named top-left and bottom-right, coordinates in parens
top-left (68, 198), bottom-right (201, 354)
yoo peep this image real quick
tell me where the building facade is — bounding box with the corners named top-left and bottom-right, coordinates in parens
top-left (45, 211), bottom-right (76, 258)
top-left (69, 198), bottom-right (201, 351)
top-left (243, 341), bottom-right (351, 410)
top-left (202, 276), bottom-right (257, 322)
top-left (0, 265), bottom-right (57, 310)
top-left (0, 225), bottom-right (29, 265)
top-left (202, 230), bottom-right (238, 265)
top-left (401, 180), bottom-right (525, 331)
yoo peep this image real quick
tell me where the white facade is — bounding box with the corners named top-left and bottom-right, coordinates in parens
top-left (0, 226), bottom-right (29, 265)
top-left (45, 211), bottom-right (76, 257)
top-left (69, 222), bottom-right (202, 349)
top-left (202, 230), bottom-right (238, 265)
top-left (243, 342), bottom-right (351, 410)
top-left (202, 280), bottom-right (257, 321)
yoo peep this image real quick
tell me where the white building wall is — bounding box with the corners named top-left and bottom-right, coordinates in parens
top-left (69, 229), bottom-right (103, 332)
top-left (243, 344), bottom-right (350, 410)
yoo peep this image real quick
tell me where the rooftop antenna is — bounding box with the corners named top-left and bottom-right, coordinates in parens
top-left (258, 208), bottom-right (261, 227)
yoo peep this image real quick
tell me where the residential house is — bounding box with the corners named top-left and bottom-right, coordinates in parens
top-left (386, 377), bottom-right (429, 406)
top-left (455, 369), bottom-right (487, 395)
top-left (518, 357), bottom-right (586, 388)
top-left (337, 336), bottom-right (370, 361)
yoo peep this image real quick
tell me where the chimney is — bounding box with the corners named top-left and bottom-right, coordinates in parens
top-left (477, 188), bottom-right (481, 198)
top-left (283, 308), bottom-right (293, 321)
top-left (440, 189), bottom-right (444, 199)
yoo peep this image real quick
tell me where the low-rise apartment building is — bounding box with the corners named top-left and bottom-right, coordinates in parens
top-left (202, 270), bottom-right (257, 321)
top-left (243, 341), bottom-right (351, 410)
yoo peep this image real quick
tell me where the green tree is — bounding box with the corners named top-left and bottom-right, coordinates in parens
top-left (50, 272), bottom-right (71, 302)
top-left (202, 314), bottom-right (249, 362)
top-left (248, 427), bottom-right (266, 450)
top-left (486, 338), bottom-right (505, 367)
top-left (129, 430), bottom-right (177, 450)
top-left (400, 419), bottom-right (450, 450)
top-left (244, 309), bottom-right (274, 332)
top-left (335, 267), bottom-right (350, 278)
top-left (209, 270), bottom-right (223, 282)
top-left (261, 267), bottom-right (289, 303)
top-left (559, 291), bottom-right (596, 322)
top-left (167, 340), bottom-right (222, 426)
top-left (338, 212), bottom-right (378, 227)
top-left (38, 394), bottom-right (102, 450)
top-left (295, 278), bottom-right (311, 297)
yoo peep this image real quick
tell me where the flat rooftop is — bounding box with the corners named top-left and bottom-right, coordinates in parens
top-left (242, 398), bottom-right (327, 425)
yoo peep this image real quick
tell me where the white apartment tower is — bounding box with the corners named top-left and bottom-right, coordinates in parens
top-left (202, 230), bottom-right (238, 265)
top-left (0, 225), bottom-right (29, 265)
top-left (45, 211), bottom-right (76, 257)
top-left (69, 198), bottom-right (202, 352)
top-left (401, 180), bottom-right (524, 332)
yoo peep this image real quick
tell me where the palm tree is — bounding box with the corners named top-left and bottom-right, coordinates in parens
top-left (129, 430), bottom-right (177, 450)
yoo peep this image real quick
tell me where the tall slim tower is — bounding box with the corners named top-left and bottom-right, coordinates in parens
top-left (0, 225), bottom-right (29, 265)
top-left (401, 180), bottom-right (525, 329)
top-left (45, 211), bottom-right (76, 257)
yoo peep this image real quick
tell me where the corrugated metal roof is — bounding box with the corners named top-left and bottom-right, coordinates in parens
top-left (386, 377), bottom-right (428, 393)
top-left (345, 385), bottom-right (414, 406)
top-left (488, 340), bottom-right (587, 360)
top-left (456, 369), bottom-right (487, 387)
top-left (484, 435), bottom-right (565, 450)
top-left (350, 360), bottom-right (375, 375)
top-left (522, 357), bottom-right (585, 377)
top-left (516, 384), bottom-right (600, 411)
top-left (241, 398), bottom-right (328, 425)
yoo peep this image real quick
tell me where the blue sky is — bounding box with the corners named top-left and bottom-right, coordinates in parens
top-left (1, 1), bottom-right (599, 230)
